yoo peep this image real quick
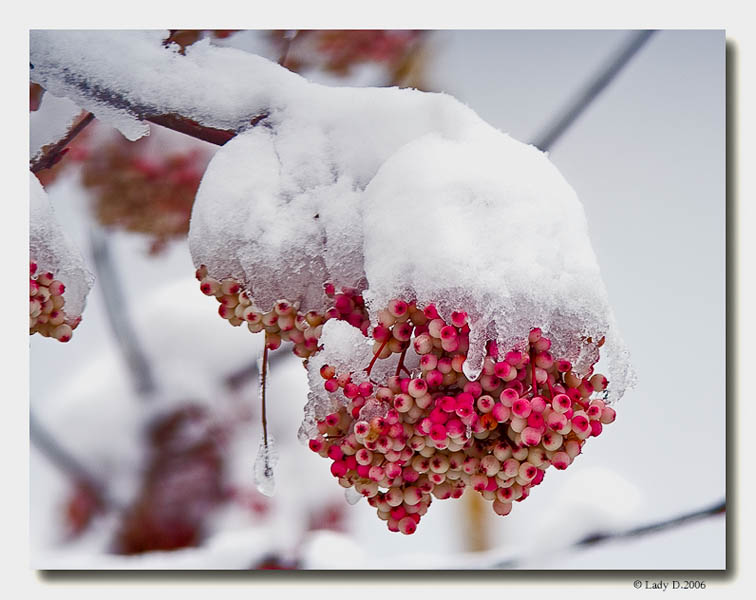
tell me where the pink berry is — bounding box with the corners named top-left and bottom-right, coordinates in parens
top-left (491, 403), bottom-right (510, 423)
top-left (388, 299), bottom-right (408, 318)
top-left (512, 397), bottom-right (532, 419)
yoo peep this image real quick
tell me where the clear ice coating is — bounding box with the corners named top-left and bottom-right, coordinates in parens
top-left (253, 432), bottom-right (278, 497)
top-left (29, 173), bottom-right (94, 320)
top-left (344, 487), bottom-right (363, 506)
top-left (253, 347), bottom-right (277, 496)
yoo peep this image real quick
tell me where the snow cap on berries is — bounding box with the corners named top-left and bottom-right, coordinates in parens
top-left (30, 173), bottom-right (94, 323)
top-left (361, 131), bottom-right (633, 400)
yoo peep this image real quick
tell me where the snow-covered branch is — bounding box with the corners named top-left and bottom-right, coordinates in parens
top-left (29, 30), bottom-right (292, 142)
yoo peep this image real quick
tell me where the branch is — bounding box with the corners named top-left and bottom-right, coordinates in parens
top-left (145, 112), bottom-right (268, 146)
top-left (30, 111), bottom-right (95, 174)
top-left (277, 30), bottom-right (298, 67)
top-left (144, 114), bottom-right (238, 146)
top-left (89, 226), bottom-right (157, 398)
top-left (532, 30), bottom-right (656, 152)
top-left (30, 410), bottom-right (114, 509)
top-left (30, 31), bottom-right (281, 158)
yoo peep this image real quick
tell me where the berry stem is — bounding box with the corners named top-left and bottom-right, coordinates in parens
top-left (365, 338), bottom-right (390, 376)
top-left (260, 340), bottom-right (270, 448)
top-left (395, 345), bottom-right (409, 377)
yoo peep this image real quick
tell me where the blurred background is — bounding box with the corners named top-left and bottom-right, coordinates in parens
top-left (29, 29), bottom-right (725, 569)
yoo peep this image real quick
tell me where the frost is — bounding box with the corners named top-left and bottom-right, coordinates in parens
top-left (30, 173), bottom-right (94, 320)
top-left (253, 432), bottom-right (278, 497)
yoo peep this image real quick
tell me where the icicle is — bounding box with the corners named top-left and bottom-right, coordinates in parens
top-left (253, 432), bottom-right (278, 497)
top-left (344, 487), bottom-right (363, 505)
top-left (253, 344), bottom-right (276, 496)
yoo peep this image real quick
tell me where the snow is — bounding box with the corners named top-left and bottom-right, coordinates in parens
top-left (30, 32), bottom-right (632, 399)
top-left (188, 59), bottom-right (632, 400)
top-left (29, 173), bottom-right (94, 320)
top-left (300, 319), bottom-right (421, 441)
top-left (361, 131), bottom-right (622, 382)
top-left (300, 321), bottom-right (373, 441)
top-left (30, 30), bottom-right (302, 141)
top-left (186, 77), bottom-right (485, 314)
top-left (189, 127), bottom-right (333, 311)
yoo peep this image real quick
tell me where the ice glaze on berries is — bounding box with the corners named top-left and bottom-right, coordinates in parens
top-left (307, 299), bottom-right (613, 534)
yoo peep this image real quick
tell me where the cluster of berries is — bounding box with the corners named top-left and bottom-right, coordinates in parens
top-left (29, 260), bottom-right (80, 342)
top-left (307, 299), bottom-right (615, 534)
top-left (195, 265), bottom-right (370, 357)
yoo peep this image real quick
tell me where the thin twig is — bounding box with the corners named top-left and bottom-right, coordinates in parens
top-left (30, 410), bottom-right (113, 509)
top-left (576, 499), bottom-right (726, 547)
top-left (490, 499), bottom-right (726, 568)
top-left (277, 30), bottom-right (298, 67)
top-left (532, 30), bottom-right (656, 152)
top-left (89, 226), bottom-right (156, 398)
top-left (145, 113), bottom-right (239, 146)
top-left (260, 342), bottom-right (269, 447)
top-left (365, 338), bottom-right (389, 376)
top-left (395, 345), bottom-right (408, 377)
top-left (30, 111), bottom-right (95, 174)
